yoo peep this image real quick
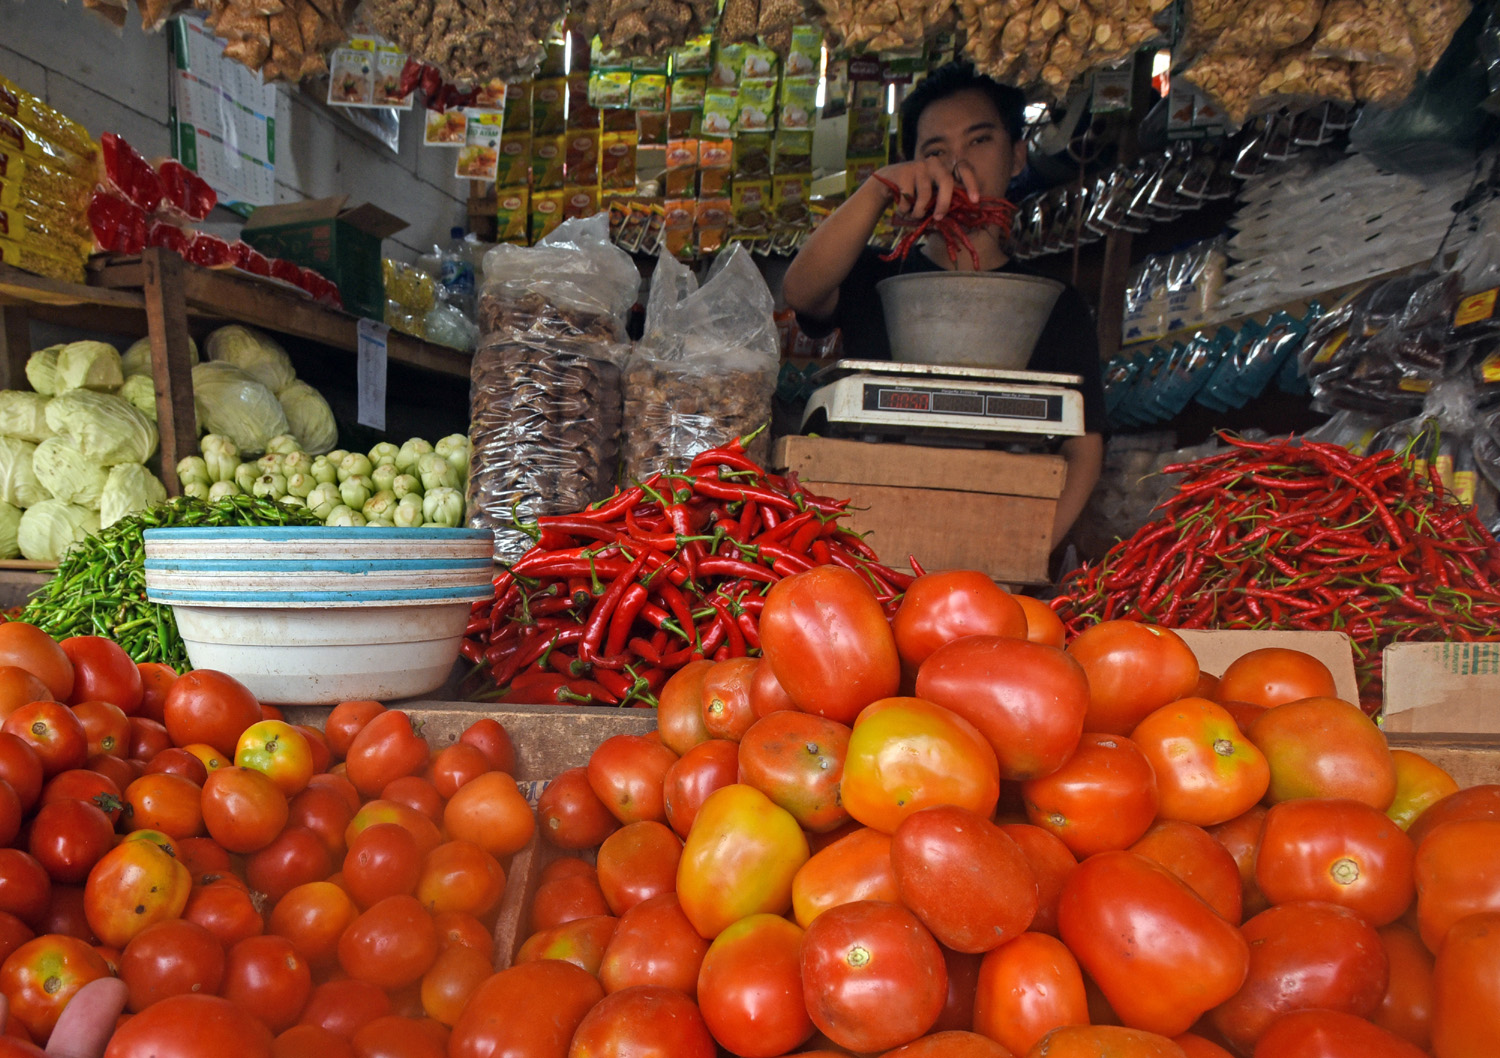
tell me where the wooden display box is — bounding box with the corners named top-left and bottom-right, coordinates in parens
top-left (772, 436), bottom-right (1066, 586)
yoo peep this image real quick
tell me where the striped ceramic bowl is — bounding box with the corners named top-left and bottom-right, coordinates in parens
top-left (142, 527), bottom-right (496, 704)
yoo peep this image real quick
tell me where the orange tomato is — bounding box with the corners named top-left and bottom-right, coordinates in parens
top-left (1386, 750), bottom-right (1460, 831)
top-left (1131, 698), bottom-right (1268, 827)
top-left (972, 932), bottom-right (1087, 1054)
top-left (441, 771), bottom-right (535, 859)
top-left (1065, 622), bottom-right (1199, 736)
top-left (1248, 697), bottom-right (1396, 810)
top-left (1214, 647), bottom-right (1337, 707)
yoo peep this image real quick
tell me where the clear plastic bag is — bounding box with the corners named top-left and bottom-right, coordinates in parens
top-left (468, 215), bottom-right (637, 560)
top-left (622, 245), bottom-right (778, 481)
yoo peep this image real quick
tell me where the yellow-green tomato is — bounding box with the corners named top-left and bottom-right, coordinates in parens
top-left (234, 720), bottom-right (314, 797)
top-left (677, 784), bottom-right (810, 939)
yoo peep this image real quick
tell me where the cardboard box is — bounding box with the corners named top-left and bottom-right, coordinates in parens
top-left (1381, 643), bottom-right (1500, 734)
top-left (240, 195), bottom-right (407, 320)
top-left (773, 436), bottom-right (1065, 586)
top-left (1175, 629), bottom-right (1360, 706)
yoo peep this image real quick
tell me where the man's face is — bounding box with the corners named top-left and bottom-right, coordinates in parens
top-left (912, 88), bottom-right (1027, 199)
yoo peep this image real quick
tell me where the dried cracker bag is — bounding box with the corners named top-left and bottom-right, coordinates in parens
top-left (1402, 0), bottom-right (1468, 71)
top-left (1182, 47), bottom-right (1278, 125)
top-left (1217, 0), bottom-right (1323, 53)
top-left (1311, 0), bottom-right (1417, 67)
top-left (1255, 45), bottom-right (1354, 106)
top-left (1351, 60), bottom-right (1417, 106)
top-left (1179, 0), bottom-right (1251, 57)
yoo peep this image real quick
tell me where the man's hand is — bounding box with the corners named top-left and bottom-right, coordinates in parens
top-left (871, 156), bottom-right (982, 223)
top-left (0, 978), bottom-right (128, 1058)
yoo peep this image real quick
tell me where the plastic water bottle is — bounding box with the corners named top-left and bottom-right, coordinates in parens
top-left (437, 226), bottom-right (476, 311)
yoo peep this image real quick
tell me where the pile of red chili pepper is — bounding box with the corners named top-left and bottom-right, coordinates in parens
top-left (1053, 434), bottom-right (1500, 711)
top-left (872, 173), bottom-right (1020, 271)
top-left (459, 435), bottom-right (915, 707)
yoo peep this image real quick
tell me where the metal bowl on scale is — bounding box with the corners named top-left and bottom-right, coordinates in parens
top-left (876, 272), bottom-right (1065, 369)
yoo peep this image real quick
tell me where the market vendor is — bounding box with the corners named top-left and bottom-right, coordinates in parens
top-left (784, 63), bottom-right (1106, 550)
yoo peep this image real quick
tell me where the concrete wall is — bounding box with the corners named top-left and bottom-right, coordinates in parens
top-left (0, 3), bottom-right (469, 260)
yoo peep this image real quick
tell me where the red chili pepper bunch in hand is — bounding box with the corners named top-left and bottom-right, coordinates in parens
top-left (871, 173), bottom-right (1021, 270)
top-left (459, 434), bottom-right (914, 708)
top-left (1053, 433), bottom-right (1500, 712)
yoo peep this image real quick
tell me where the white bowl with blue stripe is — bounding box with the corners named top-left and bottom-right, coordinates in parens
top-left (143, 527), bottom-right (496, 705)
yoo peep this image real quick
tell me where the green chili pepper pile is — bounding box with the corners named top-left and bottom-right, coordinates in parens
top-left (461, 433), bottom-right (914, 708)
top-left (20, 495), bottom-right (325, 669)
top-left (1053, 433), bottom-right (1500, 711)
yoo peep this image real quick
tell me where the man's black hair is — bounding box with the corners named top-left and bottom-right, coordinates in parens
top-left (899, 62), bottom-right (1026, 162)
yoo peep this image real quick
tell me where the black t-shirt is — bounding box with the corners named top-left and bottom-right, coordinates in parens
top-left (795, 247), bottom-right (1109, 435)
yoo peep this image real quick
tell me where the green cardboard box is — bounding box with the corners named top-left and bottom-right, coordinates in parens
top-left (240, 195), bottom-right (408, 321)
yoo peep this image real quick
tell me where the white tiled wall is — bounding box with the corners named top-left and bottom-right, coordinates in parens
top-left (0, 3), bottom-right (470, 260)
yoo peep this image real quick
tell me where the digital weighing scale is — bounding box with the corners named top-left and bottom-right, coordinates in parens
top-left (800, 359), bottom-right (1086, 445)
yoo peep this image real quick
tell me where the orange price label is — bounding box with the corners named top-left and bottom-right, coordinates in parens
top-left (1456, 288), bottom-right (1498, 327)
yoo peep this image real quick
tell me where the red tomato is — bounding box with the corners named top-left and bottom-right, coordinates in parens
top-left (60, 637), bottom-right (142, 712)
top-left (999, 824), bottom-right (1076, 936)
top-left (1131, 698), bottom-right (1269, 826)
top-left (1430, 909), bottom-right (1500, 1058)
top-left (447, 960), bottom-right (603, 1058)
top-left (162, 670), bottom-right (262, 758)
top-left (1175, 1035), bottom-right (1235, 1058)
top-left (932, 946), bottom-right (983, 1033)
top-left (657, 660), bottom-right (714, 756)
top-left (972, 932), bottom-right (1088, 1055)
top-left (0, 850), bottom-right (50, 927)
top-left (426, 743), bottom-right (488, 800)
top-left (134, 663), bottom-right (175, 723)
top-left (322, 701), bottom-right (385, 761)
top-left (1129, 820), bottom-right (1244, 924)
top-left (83, 839), bottom-right (191, 948)
top-left (1414, 818), bottom-right (1500, 953)
top-left (297, 979), bottom-right (391, 1040)
top-left (1209, 902), bottom-right (1388, 1054)
top-left (102, 993), bottom-right (273, 1058)
top-left (1015, 595), bottom-right (1067, 649)
top-left (71, 700), bottom-right (130, 760)
top-left (181, 882), bottom-right (263, 950)
top-left (0, 735), bottom-right (42, 812)
top-left (677, 784), bottom-right (810, 939)
top-left (28, 799), bottom-right (113, 885)
top-left (1065, 621), bottom-right (1200, 736)
top-left (245, 826), bottom-right (333, 906)
top-left (738, 712), bottom-right (851, 834)
top-left (891, 805), bottom-right (1038, 953)
top-left (1257, 798), bottom-right (1415, 927)
top-left (344, 711), bottom-right (430, 798)
top-left (882, 1031), bottom-right (1014, 1058)
top-left (273, 1027), bottom-right (355, 1058)
top-left (287, 783), bottom-right (356, 860)
top-left (537, 766), bottom-right (622, 849)
top-left (457, 716), bottom-right (514, 773)
top-left (441, 770), bottom-right (535, 859)
top-left (760, 566), bottom-right (901, 724)
top-left (749, 658), bottom-right (797, 718)
top-left (236, 721), bottom-right (314, 797)
top-left (143, 747), bottom-right (208, 785)
top-left (1407, 784), bottom-right (1500, 847)
top-left (842, 698), bottom-right (1000, 835)
top-left (567, 984), bottom-right (717, 1058)
top-left (380, 774), bottom-right (444, 825)
top-left (346, 799), bottom-right (441, 858)
top-left (343, 823), bottom-right (420, 909)
top-left (222, 934), bottom-right (312, 1034)
top-left (1248, 698), bottom-right (1396, 810)
top-left (0, 913), bottom-right (33, 968)
top-left (915, 636), bottom-right (1089, 782)
top-left (891, 571), bottom-right (1028, 670)
top-left (1023, 1025), bottom-right (1187, 1058)
top-left (126, 717), bottom-right (171, 762)
top-left (337, 894), bottom-right (438, 990)
top-left (1251, 1008), bottom-right (1428, 1058)
top-left (1216, 648), bottom-right (1337, 709)
top-left (1, 702), bottom-right (86, 778)
top-left (415, 841), bottom-right (505, 918)
top-left (418, 945), bottom-right (491, 1027)
top-left (0, 624), bottom-right (73, 702)
top-left (697, 913), bottom-right (814, 1058)
top-left (269, 881), bottom-right (357, 970)
top-left (1385, 750), bottom-right (1459, 831)
top-left (122, 772), bottom-right (203, 840)
top-left (1021, 732), bottom-right (1159, 858)
top-left (1058, 851), bottom-right (1249, 1038)
top-left (530, 873), bottom-right (610, 932)
top-left (1372, 924), bottom-right (1434, 1051)
top-left (201, 767), bottom-right (289, 854)
top-left (586, 734), bottom-right (678, 826)
top-left (791, 826), bottom-right (898, 930)
top-left (0, 667), bottom-right (52, 722)
top-left (597, 892), bottom-right (708, 996)
top-left (800, 899), bottom-right (947, 1053)
top-left (662, 739), bottom-right (739, 840)
top-left (118, 919), bottom-right (225, 1013)
top-left (514, 915), bottom-right (618, 976)
top-left (0, 933), bottom-right (111, 1042)
top-left (701, 657), bottom-right (759, 741)
top-left (1209, 805), bottom-right (1272, 920)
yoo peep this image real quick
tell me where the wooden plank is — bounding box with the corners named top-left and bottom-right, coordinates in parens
top-left (0, 305), bottom-right (29, 392)
top-left (0, 262), bottom-right (145, 310)
top-left (773, 436), bottom-right (1066, 498)
top-left (141, 249), bottom-right (199, 497)
top-left (1386, 734), bottom-right (1500, 789)
top-left (1096, 228), bottom-right (1133, 360)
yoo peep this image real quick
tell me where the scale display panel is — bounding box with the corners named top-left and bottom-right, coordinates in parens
top-left (863, 384), bottom-right (1061, 423)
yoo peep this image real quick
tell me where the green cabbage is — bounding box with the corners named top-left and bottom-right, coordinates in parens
top-left (44, 390), bottom-right (158, 466)
top-left (0, 438), bottom-right (48, 508)
top-left (116, 375), bottom-right (157, 421)
top-left (55, 341), bottom-right (124, 392)
top-left (277, 381), bottom-right (338, 455)
top-left (205, 325), bottom-right (296, 394)
top-left (0, 501), bottom-right (19, 559)
top-left (191, 362), bottom-right (289, 457)
top-left (120, 336), bottom-right (199, 378)
top-left (32, 437), bottom-right (108, 508)
top-left (99, 464), bottom-right (166, 528)
top-left (25, 346), bottom-right (62, 396)
top-left (0, 392), bottom-right (54, 443)
top-left (17, 499), bottom-right (99, 563)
